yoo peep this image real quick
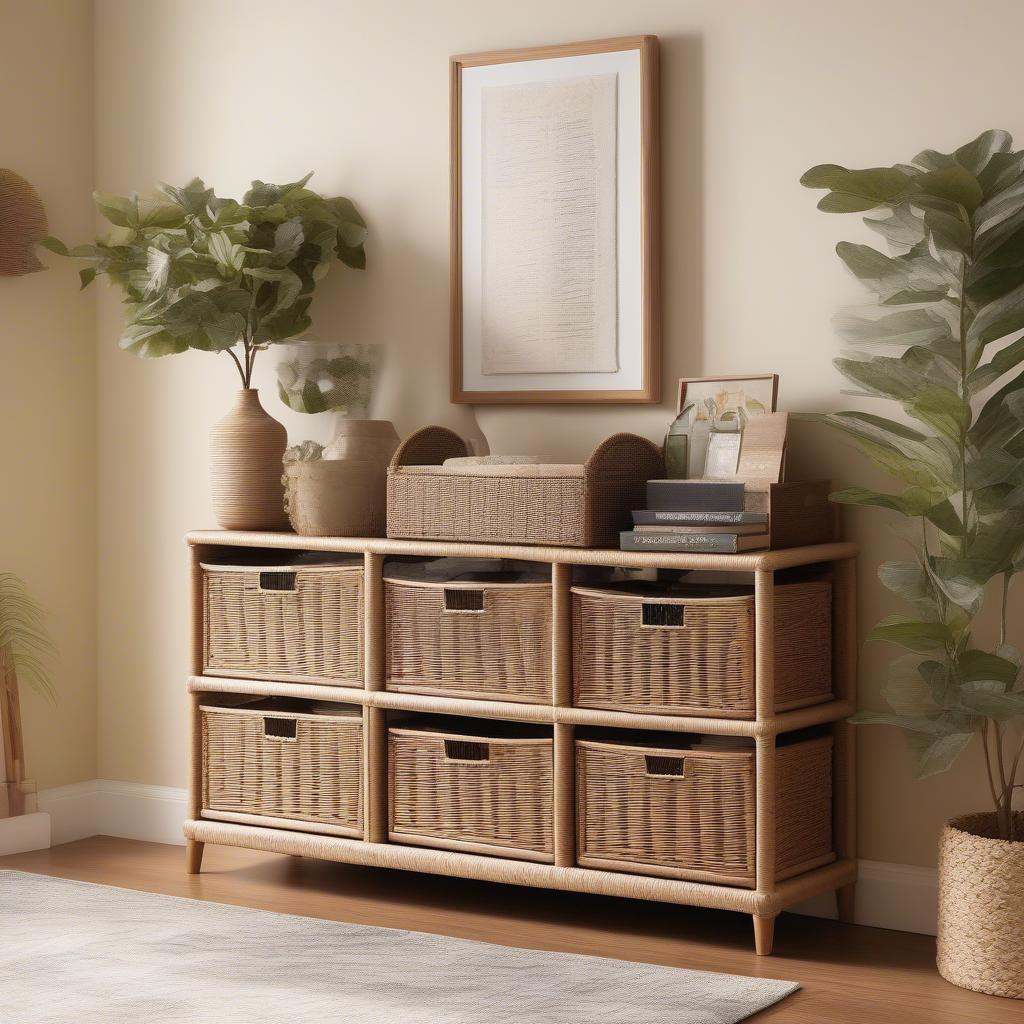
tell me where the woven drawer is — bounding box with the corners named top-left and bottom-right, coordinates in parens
top-left (203, 562), bottom-right (363, 685)
top-left (385, 579), bottom-right (552, 702)
top-left (572, 580), bottom-right (832, 718)
top-left (576, 734), bottom-right (834, 886)
top-left (389, 723), bottom-right (553, 861)
top-left (201, 701), bottom-right (363, 836)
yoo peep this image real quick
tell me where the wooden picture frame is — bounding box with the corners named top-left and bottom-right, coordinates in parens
top-left (450, 36), bottom-right (660, 405)
top-left (676, 374), bottom-right (780, 415)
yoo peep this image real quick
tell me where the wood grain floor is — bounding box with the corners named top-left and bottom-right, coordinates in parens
top-left (0, 836), bottom-right (1018, 1022)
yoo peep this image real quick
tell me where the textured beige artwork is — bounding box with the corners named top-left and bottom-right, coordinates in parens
top-left (480, 74), bottom-right (618, 375)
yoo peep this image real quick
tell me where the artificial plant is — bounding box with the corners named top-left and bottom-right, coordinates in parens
top-left (41, 174), bottom-right (366, 387)
top-left (803, 129), bottom-right (1024, 840)
top-left (0, 573), bottom-right (54, 702)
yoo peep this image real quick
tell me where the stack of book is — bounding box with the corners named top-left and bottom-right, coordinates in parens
top-left (620, 480), bottom-right (770, 553)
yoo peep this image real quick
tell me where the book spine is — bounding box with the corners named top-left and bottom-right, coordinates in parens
top-left (632, 510), bottom-right (766, 525)
top-left (619, 531), bottom-right (738, 553)
top-left (645, 482), bottom-right (745, 512)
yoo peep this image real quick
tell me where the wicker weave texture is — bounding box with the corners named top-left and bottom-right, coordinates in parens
top-left (572, 581), bottom-right (832, 717)
top-left (387, 427), bottom-right (663, 547)
top-left (937, 812), bottom-right (1024, 999)
top-left (389, 728), bottom-right (553, 856)
top-left (385, 580), bottom-right (552, 702)
top-left (204, 564), bottom-right (363, 684)
top-left (201, 706), bottom-right (363, 831)
top-left (576, 736), bottom-right (833, 885)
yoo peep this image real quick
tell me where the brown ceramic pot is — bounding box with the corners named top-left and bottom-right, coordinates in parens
top-left (209, 389), bottom-right (289, 531)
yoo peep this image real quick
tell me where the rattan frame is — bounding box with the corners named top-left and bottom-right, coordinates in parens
top-left (184, 530), bottom-right (859, 956)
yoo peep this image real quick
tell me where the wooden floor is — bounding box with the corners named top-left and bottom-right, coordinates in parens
top-left (0, 836), bottom-right (1017, 1022)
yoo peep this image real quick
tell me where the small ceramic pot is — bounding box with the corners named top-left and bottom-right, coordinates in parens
top-left (323, 419), bottom-right (400, 464)
top-left (283, 460), bottom-right (387, 537)
top-left (209, 389), bottom-right (289, 531)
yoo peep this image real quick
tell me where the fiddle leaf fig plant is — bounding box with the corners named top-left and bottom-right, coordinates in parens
top-left (39, 174), bottom-right (366, 387)
top-left (803, 129), bottom-right (1024, 841)
top-left (0, 573), bottom-right (55, 703)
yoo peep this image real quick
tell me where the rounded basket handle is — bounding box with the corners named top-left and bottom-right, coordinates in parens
top-left (584, 432), bottom-right (664, 480)
top-left (390, 426), bottom-right (468, 471)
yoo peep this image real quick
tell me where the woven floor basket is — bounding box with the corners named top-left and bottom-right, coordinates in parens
top-left (572, 581), bottom-right (832, 718)
top-left (576, 735), bottom-right (833, 886)
top-left (937, 812), bottom-right (1024, 999)
top-left (386, 426), bottom-right (664, 548)
top-left (389, 726), bottom-right (553, 861)
top-left (201, 704), bottom-right (363, 835)
top-left (385, 579), bottom-right (552, 702)
top-left (203, 563), bottom-right (363, 685)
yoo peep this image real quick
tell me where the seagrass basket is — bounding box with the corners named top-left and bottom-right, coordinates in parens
top-left (201, 699), bottom-right (363, 836)
top-left (937, 812), bottom-right (1024, 998)
top-left (389, 721), bottom-right (553, 861)
top-left (385, 577), bottom-right (552, 702)
top-left (203, 561), bottom-right (363, 685)
top-left (386, 426), bottom-right (664, 547)
top-left (572, 580), bottom-right (832, 718)
top-left (576, 733), bottom-right (834, 886)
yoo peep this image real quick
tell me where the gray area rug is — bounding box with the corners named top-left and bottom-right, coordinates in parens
top-left (0, 870), bottom-right (798, 1023)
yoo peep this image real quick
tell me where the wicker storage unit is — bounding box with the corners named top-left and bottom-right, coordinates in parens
top-left (576, 734), bottom-right (834, 886)
top-left (387, 426), bottom-right (663, 547)
top-left (572, 580), bottom-right (832, 718)
top-left (201, 700), bottom-right (363, 836)
top-left (389, 722), bottom-right (554, 861)
top-left (203, 561), bottom-right (363, 685)
top-left (385, 577), bottom-right (552, 702)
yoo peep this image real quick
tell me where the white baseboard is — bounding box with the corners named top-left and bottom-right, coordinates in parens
top-left (0, 812), bottom-right (51, 855)
top-left (38, 780), bottom-right (939, 936)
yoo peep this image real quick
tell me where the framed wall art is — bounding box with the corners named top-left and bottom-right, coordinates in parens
top-left (450, 36), bottom-right (660, 404)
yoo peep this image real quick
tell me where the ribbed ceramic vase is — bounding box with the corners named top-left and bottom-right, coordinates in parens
top-left (210, 389), bottom-right (289, 531)
top-left (937, 812), bottom-right (1024, 999)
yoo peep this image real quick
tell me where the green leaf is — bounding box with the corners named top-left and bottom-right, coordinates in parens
top-left (801, 165), bottom-right (917, 212)
top-left (906, 386), bottom-right (970, 442)
top-left (968, 335), bottom-right (1024, 391)
top-left (243, 266), bottom-right (303, 315)
top-left (967, 280), bottom-right (1024, 355)
top-left (878, 560), bottom-right (931, 603)
top-left (830, 485), bottom-right (938, 516)
top-left (925, 499), bottom-right (963, 536)
top-left (958, 649), bottom-right (1020, 686)
top-left (957, 683), bottom-right (1024, 721)
top-left (869, 615), bottom-right (953, 653)
top-left (300, 379), bottom-right (327, 413)
top-left (907, 731), bottom-right (974, 778)
top-left (79, 267), bottom-right (96, 289)
top-left (863, 204), bottom-right (926, 251)
top-left (954, 129), bottom-right (1014, 176)
top-left (918, 167), bottom-right (983, 214)
top-left (93, 191), bottom-right (136, 228)
top-left (929, 558), bottom-right (992, 615)
top-left (39, 236), bottom-right (69, 256)
top-left (834, 307), bottom-right (952, 349)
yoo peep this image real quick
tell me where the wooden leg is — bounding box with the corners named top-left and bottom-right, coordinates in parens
top-left (753, 914), bottom-right (776, 956)
top-left (186, 840), bottom-right (205, 874)
top-left (837, 882), bottom-right (856, 924)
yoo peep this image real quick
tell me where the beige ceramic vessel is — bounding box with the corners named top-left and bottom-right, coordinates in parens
top-left (210, 389), bottom-right (289, 531)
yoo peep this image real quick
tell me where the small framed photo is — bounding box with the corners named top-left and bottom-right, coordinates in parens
top-left (677, 374), bottom-right (779, 477)
top-left (451, 36), bottom-right (660, 404)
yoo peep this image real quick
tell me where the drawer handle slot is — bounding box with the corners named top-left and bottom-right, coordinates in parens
top-left (264, 717), bottom-right (297, 740)
top-left (259, 571), bottom-right (297, 592)
top-left (443, 589), bottom-right (484, 612)
top-left (444, 739), bottom-right (489, 761)
top-left (641, 603), bottom-right (685, 627)
top-left (644, 754), bottom-right (685, 778)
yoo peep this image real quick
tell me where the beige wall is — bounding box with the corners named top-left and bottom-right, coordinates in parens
top-left (84, 0), bottom-right (1024, 866)
top-left (1, 0), bottom-right (96, 789)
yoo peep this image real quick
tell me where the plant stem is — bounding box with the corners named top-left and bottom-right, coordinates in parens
top-left (981, 721), bottom-right (1001, 820)
top-left (225, 345), bottom-right (247, 388)
top-left (994, 722), bottom-right (1011, 839)
top-left (958, 260), bottom-right (970, 558)
top-left (1000, 572), bottom-right (1010, 649)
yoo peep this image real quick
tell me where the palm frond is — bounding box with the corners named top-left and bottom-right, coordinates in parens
top-left (0, 573), bottom-right (56, 703)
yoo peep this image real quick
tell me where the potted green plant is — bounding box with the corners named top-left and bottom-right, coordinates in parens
top-left (42, 174), bottom-right (366, 530)
top-left (803, 129), bottom-right (1024, 999)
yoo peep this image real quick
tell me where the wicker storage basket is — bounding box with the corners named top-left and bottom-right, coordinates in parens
top-left (572, 580), bottom-right (832, 718)
top-left (385, 578), bottom-right (552, 702)
top-left (576, 734), bottom-right (834, 885)
top-left (389, 721), bottom-right (553, 861)
top-left (386, 426), bottom-right (663, 548)
top-left (937, 812), bottom-right (1024, 998)
top-left (201, 700), bottom-right (363, 836)
top-left (203, 561), bottom-right (363, 685)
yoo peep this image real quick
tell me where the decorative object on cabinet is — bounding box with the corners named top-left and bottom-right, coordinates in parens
top-left (277, 340), bottom-right (382, 419)
top-left (803, 127), bottom-right (1024, 999)
top-left (39, 174), bottom-right (366, 531)
top-left (387, 426), bottom-right (663, 547)
top-left (675, 375), bottom-right (779, 479)
top-left (0, 169), bottom-right (47, 276)
top-left (283, 420), bottom-right (399, 537)
top-left (450, 36), bottom-right (660, 404)
top-left (0, 573), bottom-right (53, 820)
top-left (184, 529), bottom-right (859, 956)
